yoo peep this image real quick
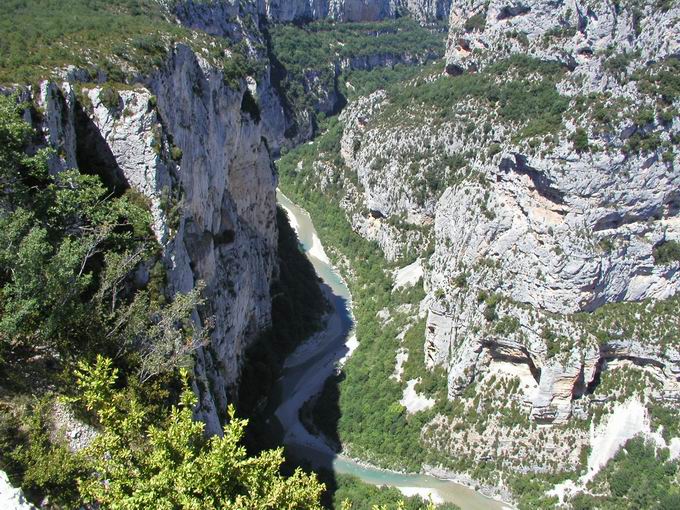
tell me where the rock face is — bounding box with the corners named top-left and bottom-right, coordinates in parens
top-left (32, 34), bottom-right (279, 436)
top-left (13, 0), bottom-right (448, 442)
top-left (174, 0), bottom-right (451, 25)
top-left (423, 0), bottom-right (680, 423)
top-left (298, 0), bottom-right (680, 432)
top-left (262, 0), bottom-right (451, 22)
top-left (445, 0), bottom-right (679, 78)
top-left (0, 471), bottom-right (37, 510)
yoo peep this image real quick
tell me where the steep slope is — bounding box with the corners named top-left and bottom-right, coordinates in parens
top-left (276, 0), bottom-right (680, 504)
top-left (430, 0), bottom-right (680, 423)
top-left (15, 36), bottom-right (278, 439)
top-left (3, 0), bottom-right (297, 437)
top-left (261, 0), bottom-right (452, 22)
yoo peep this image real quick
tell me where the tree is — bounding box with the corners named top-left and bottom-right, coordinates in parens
top-left (74, 357), bottom-right (325, 509)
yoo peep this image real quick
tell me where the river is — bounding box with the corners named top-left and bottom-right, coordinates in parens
top-left (274, 191), bottom-right (510, 510)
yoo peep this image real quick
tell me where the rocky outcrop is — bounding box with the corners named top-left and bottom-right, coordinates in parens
top-left (32, 40), bottom-right (278, 434)
top-left (14, 0), bottom-right (451, 438)
top-left (262, 0), bottom-right (451, 22)
top-left (0, 471), bottom-right (36, 510)
top-left (305, 50), bottom-right (442, 117)
top-left (445, 0), bottom-right (679, 81)
top-left (421, 0), bottom-right (680, 423)
top-left (296, 0), bottom-right (680, 428)
top-left (173, 0), bottom-right (451, 26)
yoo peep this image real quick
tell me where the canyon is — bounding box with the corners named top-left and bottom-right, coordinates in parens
top-left (1, 0), bottom-right (679, 508)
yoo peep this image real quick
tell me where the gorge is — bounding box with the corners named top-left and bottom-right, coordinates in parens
top-left (1, 1), bottom-right (679, 509)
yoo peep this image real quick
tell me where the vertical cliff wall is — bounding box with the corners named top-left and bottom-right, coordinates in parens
top-left (425, 0), bottom-right (680, 422)
top-left (33, 42), bottom-right (279, 435)
top-left (261, 0), bottom-right (451, 21)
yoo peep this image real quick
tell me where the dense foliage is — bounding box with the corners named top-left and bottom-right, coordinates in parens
top-left (653, 240), bottom-right (680, 265)
top-left (270, 18), bottom-right (445, 77)
top-left (0, 94), bottom-right (208, 371)
top-left (277, 120), bottom-right (444, 472)
top-left (372, 55), bottom-right (569, 140)
top-left (331, 474), bottom-right (457, 510)
top-left (74, 358), bottom-right (325, 509)
top-left (572, 436), bottom-right (680, 509)
top-left (268, 19), bottom-right (445, 130)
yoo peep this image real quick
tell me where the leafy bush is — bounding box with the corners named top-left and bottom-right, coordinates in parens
top-left (73, 359), bottom-right (325, 509)
top-left (653, 240), bottom-right (680, 265)
top-left (464, 13), bottom-right (486, 32)
top-left (603, 52), bottom-right (636, 81)
top-left (170, 145), bottom-right (183, 162)
top-left (4, 399), bottom-right (85, 507)
top-left (634, 57), bottom-right (680, 105)
top-left (374, 55), bottom-right (569, 139)
top-left (573, 436), bottom-right (680, 508)
top-left (570, 127), bottom-right (589, 153)
top-left (99, 85), bottom-right (121, 110)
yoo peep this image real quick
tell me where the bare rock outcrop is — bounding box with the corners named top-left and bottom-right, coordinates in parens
top-left (421, 0), bottom-right (680, 423)
top-left (30, 42), bottom-right (279, 435)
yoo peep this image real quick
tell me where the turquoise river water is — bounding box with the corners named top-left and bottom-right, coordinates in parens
top-left (275, 191), bottom-right (510, 510)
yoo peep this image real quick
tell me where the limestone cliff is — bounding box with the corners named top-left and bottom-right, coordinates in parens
top-left (261, 0), bottom-right (451, 22)
top-left (29, 25), bottom-right (279, 435)
top-left (281, 0), bottom-right (680, 473)
top-left (428, 0), bottom-right (680, 423)
top-left (8, 0), bottom-right (447, 437)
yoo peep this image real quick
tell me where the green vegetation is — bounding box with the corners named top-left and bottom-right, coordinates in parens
top-left (572, 436), bottom-right (680, 509)
top-left (0, 92), bottom-right (327, 507)
top-left (573, 293), bottom-right (680, 348)
top-left (0, 0), bottom-right (260, 85)
top-left (603, 51), bottom-right (637, 82)
top-left (634, 57), bottom-right (680, 105)
top-left (372, 55), bottom-right (569, 141)
top-left (331, 473), bottom-right (458, 510)
top-left (340, 60), bottom-right (444, 102)
top-left (653, 240), bottom-right (680, 265)
top-left (570, 128), bottom-right (589, 153)
top-left (268, 18), bottom-right (445, 125)
top-left (649, 404), bottom-right (680, 442)
top-left (73, 358), bottom-right (324, 509)
top-left (270, 18), bottom-right (445, 82)
top-left (464, 13), bottom-right (487, 33)
top-left (3, 399), bottom-right (86, 506)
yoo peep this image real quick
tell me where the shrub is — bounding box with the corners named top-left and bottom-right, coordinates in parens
top-left (653, 240), bottom-right (680, 265)
top-left (464, 13), bottom-right (486, 32)
top-left (603, 52), bottom-right (636, 81)
top-left (570, 128), bottom-right (589, 153)
top-left (170, 145), bottom-right (183, 162)
top-left (99, 85), bottom-right (121, 110)
top-left (74, 360), bottom-right (325, 509)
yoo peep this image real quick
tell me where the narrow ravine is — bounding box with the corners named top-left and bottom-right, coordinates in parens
top-left (274, 191), bottom-right (510, 510)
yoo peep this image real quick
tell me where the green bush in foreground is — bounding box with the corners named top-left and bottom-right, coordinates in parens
top-left (75, 357), bottom-right (325, 509)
